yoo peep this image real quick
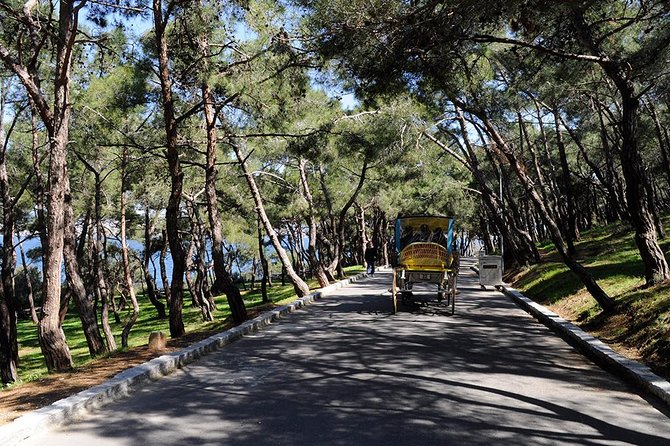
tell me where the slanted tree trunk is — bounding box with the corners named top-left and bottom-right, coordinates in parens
top-left (597, 105), bottom-right (629, 221)
top-left (233, 145), bottom-right (311, 297)
top-left (560, 114), bottom-right (627, 222)
top-left (425, 113), bottom-right (540, 266)
top-left (552, 107), bottom-right (579, 253)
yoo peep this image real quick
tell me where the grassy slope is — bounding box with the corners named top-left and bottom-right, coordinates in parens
top-left (10, 265), bottom-right (364, 385)
top-left (509, 217), bottom-right (670, 379)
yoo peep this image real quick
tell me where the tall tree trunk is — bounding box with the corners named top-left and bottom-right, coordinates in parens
top-left (552, 108), bottom-right (579, 253)
top-left (190, 199), bottom-right (216, 313)
top-left (335, 160), bottom-right (369, 278)
top-left (159, 229), bottom-right (171, 307)
top-left (257, 215), bottom-right (270, 304)
top-left (354, 202), bottom-right (368, 265)
top-left (0, 282), bottom-right (17, 383)
top-left (202, 82), bottom-right (246, 324)
top-left (317, 164), bottom-right (339, 280)
top-left (472, 105), bottom-right (615, 310)
top-left (298, 158), bottom-right (330, 288)
top-left (63, 176), bottom-right (107, 357)
top-left (185, 199), bottom-right (213, 321)
top-left (0, 88), bottom-right (19, 382)
top-left (154, 0), bottom-right (185, 337)
top-left (594, 66), bottom-right (670, 283)
top-left (120, 148), bottom-right (140, 348)
top-left (0, 0), bottom-right (85, 371)
top-left (88, 169), bottom-right (117, 350)
top-left (233, 145), bottom-right (311, 297)
top-left (18, 242), bottom-right (39, 324)
top-left (184, 237), bottom-right (200, 308)
top-left (142, 206), bottom-right (166, 318)
top-left (646, 102), bottom-right (670, 191)
top-left (38, 128), bottom-right (74, 371)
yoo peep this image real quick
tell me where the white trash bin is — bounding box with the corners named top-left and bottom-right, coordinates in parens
top-left (478, 255), bottom-right (503, 289)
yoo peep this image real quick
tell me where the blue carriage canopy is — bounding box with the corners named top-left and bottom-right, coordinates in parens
top-left (394, 215), bottom-right (455, 255)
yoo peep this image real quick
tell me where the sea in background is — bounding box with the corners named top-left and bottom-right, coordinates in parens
top-left (2, 234), bottom-right (176, 288)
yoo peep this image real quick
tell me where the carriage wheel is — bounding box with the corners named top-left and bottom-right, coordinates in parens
top-left (449, 271), bottom-right (456, 315)
top-left (392, 270), bottom-right (398, 314)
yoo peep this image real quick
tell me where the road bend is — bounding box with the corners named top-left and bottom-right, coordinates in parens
top-left (20, 258), bottom-right (670, 445)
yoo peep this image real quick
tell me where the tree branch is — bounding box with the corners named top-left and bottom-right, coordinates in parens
top-left (469, 34), bottom-right (609, 63)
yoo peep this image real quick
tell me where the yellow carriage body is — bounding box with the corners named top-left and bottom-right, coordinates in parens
top-left (399, 242), bottom-right (448, 271)
top-left (391, 215), bottom-right (458, 314)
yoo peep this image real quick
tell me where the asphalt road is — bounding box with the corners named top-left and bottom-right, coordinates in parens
top-left (20, 259), bottom-right (670, 445)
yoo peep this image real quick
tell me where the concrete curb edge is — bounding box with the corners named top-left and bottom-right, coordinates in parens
top-left (470, 264), bottom-right (670, 407)
top-left (499, 284), bottom-right (670, 407)
top-left (0, 271), bottom-right (369, 446)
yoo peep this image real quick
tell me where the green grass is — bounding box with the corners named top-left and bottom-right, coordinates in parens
top-left (6, 265), bottom-right (365, 387)
top-left (512, 215), bottom-right (670, 376)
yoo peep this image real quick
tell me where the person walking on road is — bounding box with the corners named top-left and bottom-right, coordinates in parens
top-left (365, 241), bottom-right (377, 276)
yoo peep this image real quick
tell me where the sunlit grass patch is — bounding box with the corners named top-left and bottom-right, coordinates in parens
top-left (8, 264), bottom-right (367, 386)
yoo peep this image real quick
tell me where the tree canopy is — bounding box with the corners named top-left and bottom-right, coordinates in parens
top-left (1, 0), bottom-right (669, 383)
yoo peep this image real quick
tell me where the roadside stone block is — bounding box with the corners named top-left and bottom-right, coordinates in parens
top-left (148, 331), bottom-right (167, 351)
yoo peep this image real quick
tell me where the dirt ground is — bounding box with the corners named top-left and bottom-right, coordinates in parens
top-left (0, 326), bottom-right (235, 426)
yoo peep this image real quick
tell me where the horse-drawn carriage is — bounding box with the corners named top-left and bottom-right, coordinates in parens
top-left (390, 215), bottom-right (459, 314)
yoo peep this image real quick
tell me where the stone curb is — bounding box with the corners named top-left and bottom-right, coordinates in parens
top-left (499, 284), bottom-right (670, 407)
top-left (0, 271), bottom-right (369, 446)
top-left (470, 264), bottom-right (670, 408)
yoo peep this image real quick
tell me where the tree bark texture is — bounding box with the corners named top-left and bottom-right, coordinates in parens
top-left (571, 10), bottom-right (669, 285)
top-left (0, 0), bottom-right (84, 373)
top-left (120, 149), bottom-right (140, 348)
top-left (202, 82), bottom-right (247, 323)
top-left (298, 158), bottom-right (330, 288)
top-left (477, 108), bottom-right (615, 310)
top-left (154, 0), bottom-right (185, 337)
top-left (0, 90), bottom-right (19, 382)
top-left (18, 242), bottom-right (39, 324)
top-left (63, 177), bottom-right (107, 357)
top-left (143, 207), bottom-right (166, 318)
top-left (257, 216), bottom-right (270, 303)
